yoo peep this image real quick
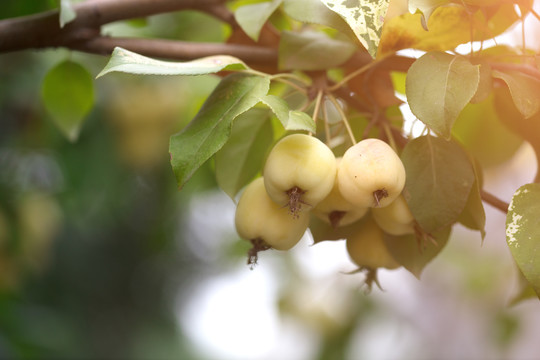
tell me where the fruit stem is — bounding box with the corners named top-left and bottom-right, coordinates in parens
top-left (328, 210), bottom-right (346, 228)
top-left (326, 92), bottom-right (357, 145)
top-left (286, 186), bottom-right (308, 219)
top-left (373, 189), bottom-right (388, 207)
top-left (247, 238), bottom-right (272, 269)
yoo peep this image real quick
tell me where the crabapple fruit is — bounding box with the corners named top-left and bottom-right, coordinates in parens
top-left (338, 138), bottom-right (405, 208)
top-left (312, 158), bottom-right (368, 227)
top-left (372, 194), bottom-right (415, 236)
top-left (264, 133), bottom-right (337, 217)
top-left (346, 216), bottom-right (400, 270)
top-left (235, 177), bottom-right (309, 265)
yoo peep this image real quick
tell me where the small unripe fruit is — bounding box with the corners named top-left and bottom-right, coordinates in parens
top-left (235, 177), bottom-right (309, 265)
top-left (346, 216), bottom-right (400, 270)
top-left (313, 158), bottom-right (368, 227)
top-left (338, 138), bottom-right (406, 208)
top-left (372, 194), bottom-right (415, 236)
top-left (264, 134), bottom-right (337, 217)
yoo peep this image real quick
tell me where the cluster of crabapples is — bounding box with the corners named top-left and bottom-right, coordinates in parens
top-left (234, 133), bottom-right (415, 273)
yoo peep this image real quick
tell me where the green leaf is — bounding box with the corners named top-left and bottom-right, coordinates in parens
top-left (453, 95), bottom-right (522, 168)
top-left (97, 47), bottom-right (248, 78)
top-left (506, 183), bottom-right (540, 299)
top-left (401, 136), bottom-right (475, 233)
top-left (493, 69), bottom-right (540, 119)
top-left (320, 0), bottom-right (390, 58)
top-left (169, 73), bottom-right (270, 189)
top-left (282, 0), bottom-right (353, 36)
top-left (288, 111), bottom-right (316, 132)
top-left (41, 60), bottom-right (94, 142)
top-left (259, 95), bottom-right (316, 132)
top-left (406, 51), bottom-right (480, 139)
top-left (384, 227), bottom-right (451, 278)
top-left (59, 0), bottom-right (76, 28)
top-left (235, 0), bottom-right (283, 41)
top-left (509, 269), bottom-right (539, 306)
top-left (278, 30), bottom-right (356, 70)
top-left (215, 107), bottom-right (274, 200)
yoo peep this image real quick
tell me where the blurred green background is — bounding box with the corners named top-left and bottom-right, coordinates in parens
top-left (1, 3), bottom-right (540, 360)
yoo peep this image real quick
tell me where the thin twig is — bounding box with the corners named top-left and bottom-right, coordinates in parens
top-left (480, 190), bottom-right (509, 213)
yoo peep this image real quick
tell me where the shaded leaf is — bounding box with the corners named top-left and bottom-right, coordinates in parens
top-left (215, 108), bottom-right (274, 200)
top-left (278, 30), bottom-right (356, 70)
top-left (384, 226), bottom-right (451, 278)
top-left (309, 213), bottom-right (368, 244)
top-left (493, 69), bottom-right (540, 119)
top-left (401, 136), bottom-right (475, 233)
top-left (506, 184), bottom-right (540, 299)
top-left (41, 60), bottom-right (94, 142)
top-left (406, 51), bottom-right (479, 138)
top-left (97, 47), bottom-right (248, 78)
top-left (235, 0), bottom-right (283, 41)
top-left (320, 0), bottom-right (390, 58)
top-left (458, 165), bottom-right (486, 240)
top-left (169, 73), bottom-right (270, 189)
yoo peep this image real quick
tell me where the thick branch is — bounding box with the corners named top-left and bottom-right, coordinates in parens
top-left (0, 0), bottom-right (225, 53)
top-left (70, 36), bottom-right (278, 64)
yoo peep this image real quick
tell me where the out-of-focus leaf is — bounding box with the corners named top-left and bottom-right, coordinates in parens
top-left (379, 3), bottom-right (520, 55)
top-left (494, 85), bottom-right (540, 164)
top-left (453, 95), bottom-right (523, 168)
top-left (169, 73), bottom-right (270, 189)
top-left (41, 60), bottom-right (94, 142)
top-left (401, 136), bottom-right (475, 233)
top-left (409, 0), bottom-right (450, 28)
top-left (282, 0), bottom-right (353, 36)
top-left (493, 69), bottom-right (540, 119)
top-left (320, 0), bottom-right (390, 57)
top-left (97, 47), bottom-right (248, 78)
top-left (406, 51), bottom-right (479, 139)
top-left (259, 95), bottom-right (317, 132)
top-left (215, 108), bottom-right (274, 200)
top-left (59, 0), bottom-right (76, 27)
top-left (506, 184), bottom-right (540, 299)
top-left (235, 0), bottom-right (283, 41)
top-left (384, 226), bottom-right (451, 278)
top-left (278, 30), bottom-right (356, 70)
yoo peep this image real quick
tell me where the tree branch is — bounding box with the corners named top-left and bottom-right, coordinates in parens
top-left (0, 0), bottom-right (225, 53)
top-left (70, 36), bottom-right (278, 64)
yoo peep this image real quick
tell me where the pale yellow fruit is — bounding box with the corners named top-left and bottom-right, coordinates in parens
top-left (338, 138), bottom-right (405, 208)
top-left (264, 134), bottom-right (337, 217)
top-left (346, 216), bottom-right (400, 270)
top-left (312, 158), bottom-right (368, 227)
top-left (235, 177), bottom-right (309, 264)
top-left (372, 194), bottom-right (415, 236)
